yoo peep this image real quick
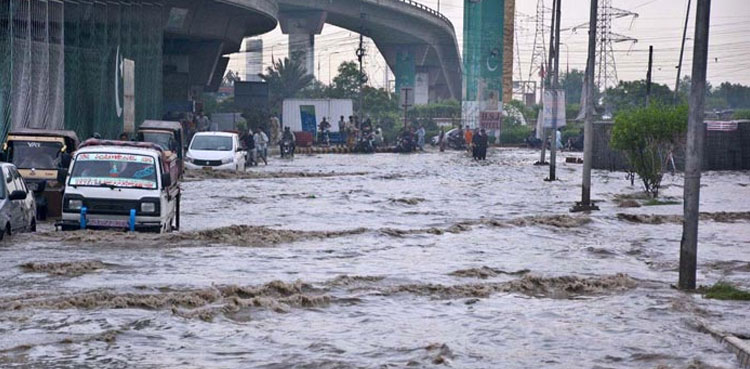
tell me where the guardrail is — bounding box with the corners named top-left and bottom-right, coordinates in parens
top-left (395, 0), bottom-right (453, 27)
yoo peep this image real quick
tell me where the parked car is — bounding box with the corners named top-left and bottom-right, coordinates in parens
top-left (59, 139), bottom-right (181, 233)
top-left (1, 129), bottom-right (78, 219)
top-left (185, 131), bottom-right (246, 171)
top-left (0, 163), bottom-right (37, 239)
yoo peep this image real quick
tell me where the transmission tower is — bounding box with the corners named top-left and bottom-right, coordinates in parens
top-left (528, 0), bottom-right (548, 96)
top-left (596, 0), bottom-right (638, 92)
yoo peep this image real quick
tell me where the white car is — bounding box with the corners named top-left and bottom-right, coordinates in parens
top-left (0, 163), bottom-right (37, 239)
top-left (185, 132), bottom-right (246, 171)
top-left (60, 141), bottom-right (181, 233)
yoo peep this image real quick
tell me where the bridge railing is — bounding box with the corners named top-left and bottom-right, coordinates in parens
top-left (395, 0), bottom-right (453, 27)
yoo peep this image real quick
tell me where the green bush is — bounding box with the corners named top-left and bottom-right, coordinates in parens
top-left (611, 104), bottom-right (688, 197)
top-left (733, 109), bottom-right (750, 120)
top-left (500, 125), bottom-right (532, 145)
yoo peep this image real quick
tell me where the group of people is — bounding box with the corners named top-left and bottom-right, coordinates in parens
top-left (240, 127), bottom-right (269, 166)
top-left (435, 125), bottom-right (489, 160)
top-left (336, 116), bottom-right (384, 151)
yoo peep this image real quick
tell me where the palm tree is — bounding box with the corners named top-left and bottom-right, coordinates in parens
top-left (258, 57), bottom-right (314, 111)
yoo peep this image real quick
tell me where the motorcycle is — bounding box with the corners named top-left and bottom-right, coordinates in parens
top-left (446, 135), bottom-right (466, 150)
top-left (280, 139), bottom-right (294, 159)
top-left (395, 136), bottom-right (416, 153)
top-left (318, 129), bottom-right (330, 146)
top-left (355, 133), bottom-right (375, 154)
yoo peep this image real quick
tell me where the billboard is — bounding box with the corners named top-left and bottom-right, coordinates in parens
top-left (463, 0), bottom-right (505, 130)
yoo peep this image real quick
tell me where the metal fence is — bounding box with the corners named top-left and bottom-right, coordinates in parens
top-left (0, 0), bottom-right (164, 141)
top-left (592, 121), bottom-right (750, 172)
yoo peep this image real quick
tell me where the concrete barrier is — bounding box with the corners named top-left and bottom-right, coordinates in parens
top-left (699, 321), bottom-right (750, 368)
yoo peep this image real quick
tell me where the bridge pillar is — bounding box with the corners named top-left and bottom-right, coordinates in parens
top-left (278, 11), bottom-right (327, 75)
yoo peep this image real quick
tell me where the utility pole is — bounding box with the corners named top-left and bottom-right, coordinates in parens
top-left (538, 0), bottom-right (558, 166)
top-left (675, 0), bottom-right (692, 102)
top-left (646, 45), bottom-right (653, 105)
top-left (679, 0), bottom-right (711, 291)
top-left (548, 0), bottom-right (561, 181)
top-left (573, 0), bottom-right (599, 213)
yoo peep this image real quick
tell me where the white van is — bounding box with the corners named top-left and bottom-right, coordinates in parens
top-left (185, 131), bottom-right (246, 171)
top-left (59, 140), bottom-right (180, 233)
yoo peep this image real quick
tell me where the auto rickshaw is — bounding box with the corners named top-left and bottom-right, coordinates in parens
top-left (1, 129), bottom-right (79, 220)
top-left (136, 120), bottom-right (185, 177)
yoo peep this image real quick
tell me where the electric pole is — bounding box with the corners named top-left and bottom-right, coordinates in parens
top-left (675, 0), bottom-right (692, 102)
top-left (646, 45), bottom-right (653, 105)
top-left (548, 0), bottom-right (561, 181)
top-left (573, 0), bottom-right (599, 213)
top-left (538, 0), bottom-right (557, 166)
top-left (679, 0), bottom-right (711, 291)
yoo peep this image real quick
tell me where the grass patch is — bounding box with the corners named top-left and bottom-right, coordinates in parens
top-left (702, 282), bottom-right (750, 301)
top-left (643, 199), bottom-right (681, 206)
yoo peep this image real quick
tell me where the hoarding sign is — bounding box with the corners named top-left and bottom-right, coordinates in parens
top-left (480, 111), bottom-right (502, 130)
top-left (543, 89), bottom-right (566, 128)
top-left (300, 105), bottom-right (317, 133)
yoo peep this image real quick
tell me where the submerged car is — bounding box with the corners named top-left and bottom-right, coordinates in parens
top-left (185, 132), bottom-right (246, 171)
top-left (0, 163), bottom-right (37, 239)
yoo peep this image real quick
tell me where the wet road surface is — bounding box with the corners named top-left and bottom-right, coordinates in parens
top-left (1, 149), bottom-right (749, 368)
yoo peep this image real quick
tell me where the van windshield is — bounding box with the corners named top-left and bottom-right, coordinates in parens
top-left (69, 153), bottom-right (158, 190)
top-left (191, 136), bottom-right (233, 151)
top-left (10, 141), bottom-right (63, 169)
top-left (141, 132), bottom-right (176, 152)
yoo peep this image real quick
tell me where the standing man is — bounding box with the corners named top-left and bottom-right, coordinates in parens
top-left (208, 114), bottom-right (218, 132)
top-left (254, 127), bottom-right (269, 165)
top-left (438, 127), bottom-right (446, 152)
top-left (338, 116), bottom-right (346, 146)
top-left (473, 128), bottom-right (489, 160)
top-left (196, 111), bottom-right (210, 132)
top-left (270, 115), bottom-right (281, 146)
top-left (416, 125), bottom-right (426, 151)
top-left (464, 126), bottom-right (474, 155)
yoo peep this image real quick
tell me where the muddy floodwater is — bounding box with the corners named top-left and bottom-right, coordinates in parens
top-left (2, 149), bottom-right (749, 368)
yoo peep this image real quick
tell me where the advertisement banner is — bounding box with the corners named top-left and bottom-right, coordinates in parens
top-left (299, 105), bottom-right (317, 133)
top-left (463, 0), bottom-right (505, 127)
top-left (480, 111), bottom-right (502, 130)
top-left (123, 59), bottom-right (135, 133)
top-left (543, 90), bottom-right (566, 128)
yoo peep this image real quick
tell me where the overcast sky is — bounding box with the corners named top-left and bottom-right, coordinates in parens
top-left (256, 0), bottom-right (750, 91)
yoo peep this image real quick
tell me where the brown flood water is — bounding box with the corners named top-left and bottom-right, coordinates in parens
top-left (1, 149), bottom-right (749, 368)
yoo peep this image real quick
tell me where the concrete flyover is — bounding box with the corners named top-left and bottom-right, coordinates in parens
top-left (276, 0), bottom-right (463, 103)
top-left (162, 0), bottom-right (278, 101)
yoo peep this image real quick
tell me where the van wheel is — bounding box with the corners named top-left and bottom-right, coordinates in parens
top-left (30, 219), bottom-right (36, 232)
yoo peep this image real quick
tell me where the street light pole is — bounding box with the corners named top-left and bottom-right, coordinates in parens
top-left (548, 0), bottom-right (562, 181)
top-left (679, 0), bottom-right (712, 291)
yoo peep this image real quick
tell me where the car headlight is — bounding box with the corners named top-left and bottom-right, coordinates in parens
top-left (221, 157), bottom-right (233, 164)
top-left (69, 199), bottom-right (83, 211)
top-left (185, 153), bottom-right (194, 163)
top-left (140, 202), bottom-right (157, 214)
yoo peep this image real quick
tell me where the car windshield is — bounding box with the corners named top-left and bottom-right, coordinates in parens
top-left (191, 136), bottom-right (233, 151)
top-left (9, 141), bottom-right (63, 169)
top-left (141, 132), bottom-right (174, 151)
top-left (69, 153), bottom-right (158, 190)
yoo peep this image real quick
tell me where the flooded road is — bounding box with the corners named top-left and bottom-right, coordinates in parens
top-left (1, 149), bottom-right (749, 368)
